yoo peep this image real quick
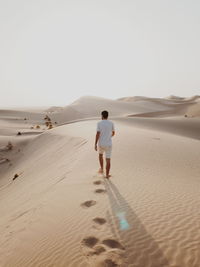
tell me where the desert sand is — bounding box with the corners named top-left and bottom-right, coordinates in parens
top-left (0, 95), bottom-right (200, 267)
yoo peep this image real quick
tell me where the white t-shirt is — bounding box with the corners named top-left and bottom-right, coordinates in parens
top-left (97, 120), bottom-right (115, 147)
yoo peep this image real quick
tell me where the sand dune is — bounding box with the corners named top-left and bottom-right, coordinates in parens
top-left (117, 117), bottom-right (200, 140)
top-left (0, 95), bottom-right (200, 267)
top-left (165, 95), bottom-right (186, 100)
top-left (47, 96), bottom-right (178, 125)
top-left (119, 95), bottom-right (200, 118)
top-left (186, 101), bottom-right (200, 117)
top-left (44, 95), bottom-right (199, 126)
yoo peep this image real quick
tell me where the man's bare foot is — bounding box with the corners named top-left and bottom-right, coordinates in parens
top-left (105, 174), bottom-right (111, 179)
top-left (98, 168), bottom-right (104, 174)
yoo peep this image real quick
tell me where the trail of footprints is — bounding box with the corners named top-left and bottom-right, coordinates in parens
top-left (80, 178), bottom-right (125, 266)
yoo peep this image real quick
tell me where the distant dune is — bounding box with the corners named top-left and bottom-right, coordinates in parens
top-left (44, 95), bottom-right (200, 125)
top-left (0, 95), bottom-right (200, 267)
top-left (185, 99), bottom-right (200, 117)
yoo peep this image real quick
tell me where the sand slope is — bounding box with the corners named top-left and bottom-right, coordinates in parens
top-left (186, 100), bottom-right (200, 117)
top-left (1, 96), bottom-right (200, 267)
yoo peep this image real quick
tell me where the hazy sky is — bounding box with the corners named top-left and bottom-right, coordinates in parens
top-left (0, 0), bottom-right (200, 107)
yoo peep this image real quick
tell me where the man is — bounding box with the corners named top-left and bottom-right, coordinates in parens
top-left (95, 110), bottom-right (115, 178)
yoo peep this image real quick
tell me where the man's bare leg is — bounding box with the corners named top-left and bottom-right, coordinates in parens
top-left (98, 154), bottom-right (104, 173)
top-left (106, 158), bottom-right (111, 178)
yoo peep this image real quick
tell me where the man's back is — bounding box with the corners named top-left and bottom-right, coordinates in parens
top-left (97, 120), bottom-right (114, 147)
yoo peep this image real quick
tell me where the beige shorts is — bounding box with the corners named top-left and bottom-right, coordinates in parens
top-left (98, 146), bottom-right (112, 158)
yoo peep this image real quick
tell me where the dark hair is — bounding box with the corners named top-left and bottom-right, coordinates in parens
top-left (101, 110), bottom-right (109, 119)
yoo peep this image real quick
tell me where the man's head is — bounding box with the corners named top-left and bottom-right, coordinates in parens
top-left (101, 110), bottom-right (109, 119)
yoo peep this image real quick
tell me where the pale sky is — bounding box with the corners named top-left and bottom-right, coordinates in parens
top-left (0, 0), bottom-right (200, 107)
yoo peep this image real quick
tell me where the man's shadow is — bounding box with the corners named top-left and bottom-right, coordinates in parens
top-left (104, 179), bottom-right (170, 267)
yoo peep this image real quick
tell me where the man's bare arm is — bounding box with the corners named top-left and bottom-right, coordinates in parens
top-left (95, 132), bottom-right (100, 151)
top-left (112, 131), bottom-right (115, 137)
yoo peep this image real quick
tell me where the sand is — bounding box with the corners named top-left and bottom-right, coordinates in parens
top-left (0, 95), bottom-right (200, 267)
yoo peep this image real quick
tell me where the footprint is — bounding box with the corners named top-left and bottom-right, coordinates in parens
top-left (81, 237), bottom-right (125, 266)
top-left (93, 217), bottom-right (107, 225)
top-left (102, 239), bottom-right (125, 250)
top-left (93, 245), bottom-right (106, 255)
top-left (81, 200), bottom-right (97, 208)
top-left (81, 236), bottom-right (99, 248)
top-left (95, 253), bottom-right (124, 267)
top-left (102, 259), bottom-right (119, 267)
top-left (95, 189), bottom-right (106, 194)
top-left (87, 245), bottom-right (106, 256)
top-left (93, 180), bottom-right (103, 185)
